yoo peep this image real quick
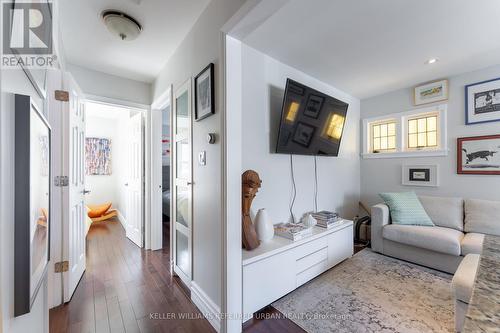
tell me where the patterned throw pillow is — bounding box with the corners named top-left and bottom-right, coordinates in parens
top-left (379, 192), bottom-right (434, 226)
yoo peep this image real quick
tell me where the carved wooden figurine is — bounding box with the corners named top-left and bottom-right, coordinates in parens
top-left (242, 170), bottom-right (262, 250)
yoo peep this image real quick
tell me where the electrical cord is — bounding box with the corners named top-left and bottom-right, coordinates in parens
top-left (290, 154), bottom-right (296, 223)
top-left (314, 155), bottom-right (318, 212)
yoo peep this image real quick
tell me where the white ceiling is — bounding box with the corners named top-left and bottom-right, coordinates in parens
top-left (243, 0), bottom-right (500, 99)
top-left (60, 0), bottom-right (210, 83)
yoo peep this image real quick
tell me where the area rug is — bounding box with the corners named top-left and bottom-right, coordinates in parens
top-left (272, 249), bottom-right (454, 333)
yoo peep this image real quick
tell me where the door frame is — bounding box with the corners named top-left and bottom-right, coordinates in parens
top-left (150, 85), bottom-right (173, 258)
top-left (83, 97), bottom-right (149, 247)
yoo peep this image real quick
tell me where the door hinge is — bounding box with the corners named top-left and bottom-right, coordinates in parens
top-left (54, 176), bottom-right (69, 187)
top-left (54, 261), bottom-right (69, 273)
top-left (55, 90), bottom-right (69, 102)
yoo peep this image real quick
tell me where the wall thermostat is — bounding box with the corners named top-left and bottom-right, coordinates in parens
top-left (207, 133), bottom-right (216, 144)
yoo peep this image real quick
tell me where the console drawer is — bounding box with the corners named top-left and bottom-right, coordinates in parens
top-left (295, 246), bottom-right (328, 274)
top-left (296, 259), bottom-right (328, 286)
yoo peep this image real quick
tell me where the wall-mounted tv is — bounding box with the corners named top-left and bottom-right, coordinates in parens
top-left (276, 79), bottom-right (348, 156)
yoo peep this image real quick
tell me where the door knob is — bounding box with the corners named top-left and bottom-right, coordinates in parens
top-left (82, 189), bottom-right (91, 194)
top-left (187, 181), bottom-right (193, 185)
top-left (124, 183), bottom-right (129, 187)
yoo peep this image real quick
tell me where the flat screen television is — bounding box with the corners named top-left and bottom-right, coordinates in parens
top-left (276, 79), bottom-right (348, 156)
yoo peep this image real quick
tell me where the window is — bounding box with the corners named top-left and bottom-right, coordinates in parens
top-left (408, 115), bottom-right (437, 149)
top-left (371, 121), bottom-right (396, 152)
top-left (362, 104), bottom-right (447, 158)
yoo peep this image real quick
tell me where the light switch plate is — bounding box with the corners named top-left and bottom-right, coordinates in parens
top-left (198, 151), bottom-right (206, 166)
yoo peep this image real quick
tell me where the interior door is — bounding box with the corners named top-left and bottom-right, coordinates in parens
top-left (126, 113), bottom-right (143, 247)
top-left (172, 79), bottom-right (193, 285)
top-left (63, 73), bottom-right (86, 301)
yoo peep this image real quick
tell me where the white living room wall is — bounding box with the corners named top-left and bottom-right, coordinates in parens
top-left (360, 64), bottom-right (500, 208)
top-left (152, 0), bottom-right (246, 310)
top-left (241, 44), bottom-right (361, 224)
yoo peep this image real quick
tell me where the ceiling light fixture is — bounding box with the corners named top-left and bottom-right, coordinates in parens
top-left (425, 58), bottom-right (439, 65)
top-left (102, 10), bottom-right (142, 41)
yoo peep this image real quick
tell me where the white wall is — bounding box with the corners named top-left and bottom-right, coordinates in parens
top-left (68, 63), bottom-right (151, 105)
top-left (152, 0), bottom-right (246, 309)
top-left (85, 112), bottom-right (130, 219)
top-left (241, 44), bottom-right (361, 224)
top-left (360, 64), bottom-right (500, 207)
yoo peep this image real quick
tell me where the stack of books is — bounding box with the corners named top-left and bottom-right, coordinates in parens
top-left (311, 211), bottom-right (343, 229)
top-left (274, 222), bottom-right (313, 241)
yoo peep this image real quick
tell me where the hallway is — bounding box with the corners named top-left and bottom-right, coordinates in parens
top-left (49, 219), bottom-right (215, 333)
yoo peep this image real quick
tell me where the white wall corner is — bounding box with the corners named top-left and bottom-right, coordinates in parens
top-left (116, 210), bottom-right (127, 230)
top-left (191, 282), bottom-right (221, 333)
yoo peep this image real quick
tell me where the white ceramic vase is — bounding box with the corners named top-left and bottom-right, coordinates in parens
top-left (255, 208), bottom-right (274, 242)
top-left (303, 213), bottom-right (317, 228)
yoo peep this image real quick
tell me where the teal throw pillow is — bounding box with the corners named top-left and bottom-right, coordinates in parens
top-left (379, 192), bottom-right (434, 226)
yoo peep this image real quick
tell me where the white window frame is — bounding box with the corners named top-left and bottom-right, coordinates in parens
top-left (362, 104), bottom-right (448, 159)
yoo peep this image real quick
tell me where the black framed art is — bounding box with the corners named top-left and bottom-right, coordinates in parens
top-left (14, 94), bottom-right (51, 316)
top-left (194, 63), bottom-right (215, 121)
top-left (465, 77), bottom-right (500, 125)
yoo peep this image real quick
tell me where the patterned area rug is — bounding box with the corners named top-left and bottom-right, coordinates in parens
top-left (272, 249), bottom-right (454, 333)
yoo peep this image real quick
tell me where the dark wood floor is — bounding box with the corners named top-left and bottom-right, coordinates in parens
top-left (50, 217), bottom-right (367, 333)
top-left (49, 218), bottom-right (215, 333)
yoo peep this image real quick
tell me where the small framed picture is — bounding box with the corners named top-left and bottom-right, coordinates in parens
top-left (194, 63), bottom-right (215, 121)
top-left (414, 79), bottom-right (448, 106)
top-left (292, 122), bottom-right (316, 147)
top-left (457, 135), bottom-right (500, 175)
top-left (303, 94), bottom-right (324, 118)
top-left (465, 77), bottom-right (500, 125)
top-left (402, 165), bottom-right (439, 187)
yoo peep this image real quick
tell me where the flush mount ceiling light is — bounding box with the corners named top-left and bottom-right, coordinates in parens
top-left (102, 10), bottom-right (142, 41)
top-left (425, 58), bottom-right (439, 65)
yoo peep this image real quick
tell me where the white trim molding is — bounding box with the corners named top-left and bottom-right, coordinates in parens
top-left (362, 104), bottom-right (448, 159)
top-left (191, 282), bottom-right (221, 333)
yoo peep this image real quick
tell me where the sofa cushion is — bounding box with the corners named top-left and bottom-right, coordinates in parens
top-left (461, 233), bottom-right (485, 255)
top-left (465, 199), bottom-right (500, 236)
top-left (419, 196), bottom-right (464, 231)
top-left (379, 192), bottom-right (434, 226)
top-left (383, 224), bottom-right (464, 256)
top-left (452, 254), bottom-right (480, 303)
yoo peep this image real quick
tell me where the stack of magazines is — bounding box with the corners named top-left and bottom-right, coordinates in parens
top-left (311, 211), bottom-right (343, 229)
top-left (274, 223), bottom-right (313, 241)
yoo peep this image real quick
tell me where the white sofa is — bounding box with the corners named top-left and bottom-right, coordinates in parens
top-left (371, 196), bottom-right (500, 274)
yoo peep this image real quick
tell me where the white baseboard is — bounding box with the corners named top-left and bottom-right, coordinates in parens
top-left (190, 282), bottom-right (221, 333)
top-left (116, 210), bottom-right (127, 230)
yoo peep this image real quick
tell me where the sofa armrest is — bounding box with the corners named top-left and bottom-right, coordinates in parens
top-left (371, 204), bottom-right (390, 253)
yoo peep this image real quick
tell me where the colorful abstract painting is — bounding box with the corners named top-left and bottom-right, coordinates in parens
top-left (85, 138), bottom-right (111, 175)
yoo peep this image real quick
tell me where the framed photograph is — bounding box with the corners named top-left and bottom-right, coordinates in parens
top-left (458, 135), bottom-right (500, 175)
top-left (85, 138), bottom-right (112, 175)
top-left (414, 79), bottom-right (448, 106)
top-left (303, 94), bottom-right (324, 118)
top-left (465, 77), bottom-right (500, 125)
top-left (14, 95), bottom-right (51, 316)
top-left (292, 122), bottom-right (316, 147)
top-left (194, 63), bottom-right (215, 121)
top-left (402, 165), bottom-right (439, 187)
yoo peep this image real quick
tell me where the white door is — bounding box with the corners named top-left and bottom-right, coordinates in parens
top-left (172, 79), bottom-right (193, 285)
top-left (63, 73), bottom-right (86, 301)
top-left (126, 113), bottom-right (143, 247)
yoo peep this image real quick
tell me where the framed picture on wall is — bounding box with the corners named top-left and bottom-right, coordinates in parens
top-left (458, 135), bottom-right (500, 175)
top-left (194, 63), bottom-right (215, 121)
top-left (14, 95), bottom-right (51, 316)
top-left (414, 79), bottom-right (448, 106)
top-left (402, 165), bottom-right (439, 187)
top-left (465, 77), bottom-right (500, 125)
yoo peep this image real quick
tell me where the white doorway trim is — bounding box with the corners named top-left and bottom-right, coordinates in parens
top-left (150, 85), bottom-right (173, 256)
top-left (83, 97), bottom-right (149, 248)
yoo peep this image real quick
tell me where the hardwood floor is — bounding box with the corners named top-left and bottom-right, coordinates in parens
top-left (49, 218), bottom-right (215, 333)
top-left (49, 217), bottom-right (366, 333)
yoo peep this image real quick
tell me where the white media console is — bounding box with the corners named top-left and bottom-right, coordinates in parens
top-left (242, 220), bottom-right (354, 320)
